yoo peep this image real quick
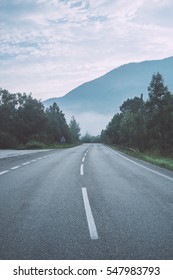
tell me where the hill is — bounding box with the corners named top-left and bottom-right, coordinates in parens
top-left (43, 56), bottom-right (173, 135)
top-left (43, 56), bottom-right (173, 114)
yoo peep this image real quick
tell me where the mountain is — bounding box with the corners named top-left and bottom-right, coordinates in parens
top-left (43, 56), bottom-right (173, 135)
top-left (43, 56), bottom-right (173, 115)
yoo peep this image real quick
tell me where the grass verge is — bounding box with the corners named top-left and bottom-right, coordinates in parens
top-left (24, 140), bottom-right (80, 150)
top-left (109, 145), bottom-right (173, 171)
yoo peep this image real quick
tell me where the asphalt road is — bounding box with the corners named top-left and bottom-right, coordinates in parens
top-left (0, 144), bottom-right (173, 260)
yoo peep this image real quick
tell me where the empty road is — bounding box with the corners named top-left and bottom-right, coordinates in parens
top-left (0, 144), bottom-right (173, 260)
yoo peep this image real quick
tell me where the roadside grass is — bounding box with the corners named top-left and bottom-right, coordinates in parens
top-left (109, 145), bottom-right (173, 171)
top-left (47, 143), bottom-right (79, 149)
top-left (24, 140), bottom-right (79, 150)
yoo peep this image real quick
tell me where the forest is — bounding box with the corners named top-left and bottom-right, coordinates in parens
top-left (0, 90), bottom-right (80, 148)
top-left (101, 72), bottom-right (173, 154)
top-left (1, 72), bottom-right (173, 154)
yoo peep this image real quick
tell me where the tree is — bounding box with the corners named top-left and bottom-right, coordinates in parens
top-left (119, 111), bottom-right (138, 147)
top-left (81, 132), bottom-right (100, 143)
top-left (103, 113), bottom-right (122, 144)
top-left (120, 96), bottom-right (146, 149)
top-left (46, 102), bottom-right (71, 144)
top-left (14, 93), bottom-right (46, 144)
top-left (0, 89), bottom-right (18, 147)
top-left (146, 72), bottom-right (172, 151)
top-left (69, 116), bottom-right (81, 143)
top-left (0, 89), bottom-right (75, 147)
top-left (102, 96), bottom-right (145, 147)
top-left (101, 72), bottom-right (173, 153)
top-left (120, 97), bottom-right (142, 115)
top-left (0, 89), bottom-right (18, 133)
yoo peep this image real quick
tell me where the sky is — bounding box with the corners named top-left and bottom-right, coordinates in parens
top-left (0, 0), bottom-right (173, 101)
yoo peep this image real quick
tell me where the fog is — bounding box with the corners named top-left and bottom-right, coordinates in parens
top-left (65, 111), bottom-right (114, 136)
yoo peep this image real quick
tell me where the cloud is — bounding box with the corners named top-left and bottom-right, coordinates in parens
top-left (131, 0), bottom-right (173, 28)
top-left (0, 0), bottom-right (173, 101)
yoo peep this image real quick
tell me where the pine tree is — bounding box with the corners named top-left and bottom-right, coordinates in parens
top-left (69, 116), bottom-right (81, 143)
top-left (146, 72), bottom-right (172, 151)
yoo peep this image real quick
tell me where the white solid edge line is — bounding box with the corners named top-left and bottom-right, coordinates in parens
top-left (80, 164), bottom-right (84, 175)
top-left (82, 188), bottom-right (98, 240)
top-left (107, 147), bottom-right (173, 182)
top-left (0, 170), bottom-right (9, 176)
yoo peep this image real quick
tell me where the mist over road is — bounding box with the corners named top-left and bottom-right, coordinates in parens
top-left (0, 144), bottom-right (173, 260)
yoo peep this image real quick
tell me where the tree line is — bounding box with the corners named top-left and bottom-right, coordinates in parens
top-left (0, 89), bottom-right (80, 148)
top-left (101, 72), bottom-right (173, 154)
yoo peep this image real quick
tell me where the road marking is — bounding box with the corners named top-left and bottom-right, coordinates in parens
top-left (82, 157), bottom-right (85, 163)
top-left (0, 154), bottom-right (51, 177)
top-left (82, 188), bottom-right (98, 240)
top-left (108, 147), bottom-right (173, 182)
top-left (80, 164), bottom-right (84, 175)
top-left (0, 170), bottom-right (9, 176)
top-left (22, 162), bottom-right (31, 166)
top-left (11, 166), bottom-right (20, 170)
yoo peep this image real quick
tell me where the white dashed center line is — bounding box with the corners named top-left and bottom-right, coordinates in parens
top-left (0, 153), bottom-right (53, 177)
top-left (82, 157), bottom-right (85, 163)
top-left (11, 166), bottom-right (20, 170)
top-left (80, 164), bottom-right (84, 175)
top-left (0, 170), bottom-right (9, 176)
top-left (82, 187), bottom-right (98, 240)
top-left (22, 162), bottom-right (31, 166)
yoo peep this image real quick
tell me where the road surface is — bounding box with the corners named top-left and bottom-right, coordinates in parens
top-left (0, 144), bottom-right (173, 260)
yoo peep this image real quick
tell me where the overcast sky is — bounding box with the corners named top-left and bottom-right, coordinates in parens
top-left (0, 0), bottom-right (173, 100)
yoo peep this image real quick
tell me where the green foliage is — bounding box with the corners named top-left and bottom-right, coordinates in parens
top-left (101, 97), bottom-right (143, 149)
top-left (69, 116), bottom-right (81, 143)
top-left (110, 146), bottom-right (173, 171)
top-left (101, 72), bottom-right (173, 154)
top-left (25, 140), bottom-right (46, 149)
top-left (146, 72), bottom-right (173, 151)
top-left (0, 89), bottom-right (80, 148)
top-left (15, 94), bottom-right (47, 144)
top-left (0, 89), bottom-right (18, 134)
top-left (0, 130), bottom-right (18, 148)
top-left (45, 102), bottom-right (72, 144)
top-left (81, 132), bottom-right (101, 143)
top-left (120, 97), bottom-right (142, 114)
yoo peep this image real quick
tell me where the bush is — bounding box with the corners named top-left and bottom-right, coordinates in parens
top-left (0, 131), bottom-right (18, 148)
top-left (25, 140), bottom-right (46, 149)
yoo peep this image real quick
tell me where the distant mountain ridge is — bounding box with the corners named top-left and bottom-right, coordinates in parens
top-left (43, 56), bottom-right (173, 115)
